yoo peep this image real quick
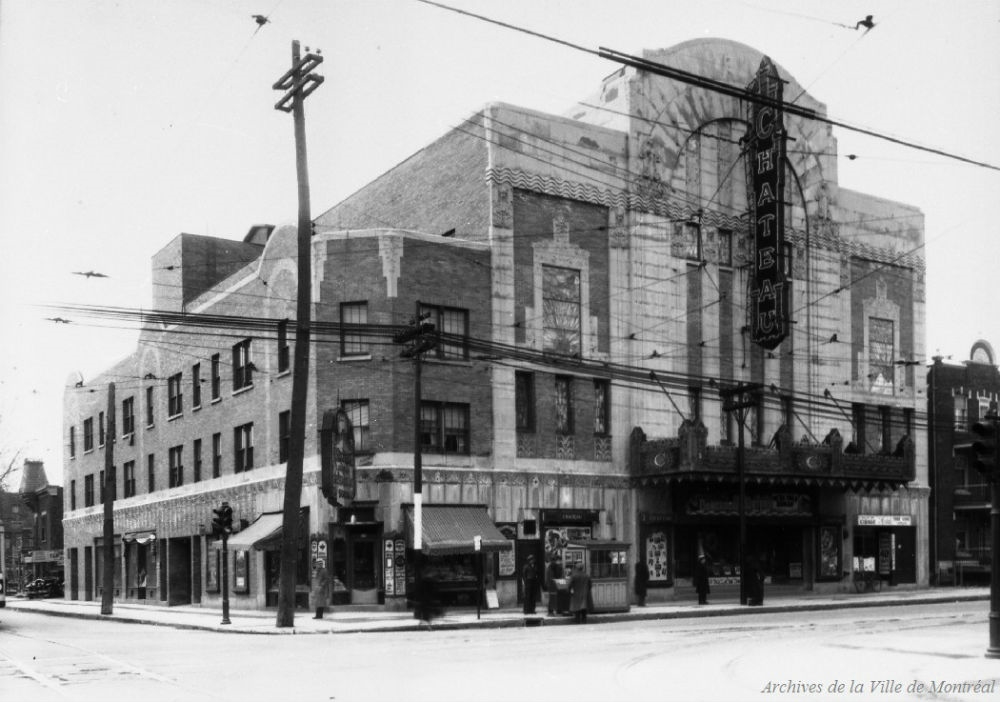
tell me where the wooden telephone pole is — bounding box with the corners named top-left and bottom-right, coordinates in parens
top-left (273, 40), bottom-right (324, 628)
top-left (101, 382), bottom-right (116, 615)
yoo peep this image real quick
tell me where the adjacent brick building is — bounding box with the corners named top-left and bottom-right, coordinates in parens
top-left (63, 38), bottom-right (928, 613)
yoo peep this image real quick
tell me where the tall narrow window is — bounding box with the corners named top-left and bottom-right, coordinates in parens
top-left (192, 363), bottom-right (202, 408)
top-left (683, 222), bottom-right (702, 261)
top-left (98, 412), bottom-right (105, 447)
top-left (147, 454), bottom-right (155, 492)
top-left (123, 461), bottom-right (136, 498)
top-left (99, 470), bottom-right (105, 504)
top-left (169, 445), bottom-right (184, 488)
top-left (70, 426), bottom-right (76, 458)
top-left (84, 474), bottom-right (94, 507)
top-left (278, 410), bottom-right (290, 463)
top-left (420, 402), bottom-right (469, 454)
top-left (70, 480), bottom-right (77, 509)
top-left (122, 397), bottom-right (135, 436)
top-left (168, 372), bottom-right (183, 417)
top-left (419, 304), bottom-right (469, 360)
top-left (554, 376), bottom-right (574, 434)
top-left (146, 386), bottom-right (155, 426)
top-left (193, 438), bottom-right (202, 482)
top-left (211, 354), bottom-right (221, 400)
top-left (868, 317), bottom-right (894, 394)
top-left (515, 372), bottom-right (535, 433)
top-left (594, 379), bottom-right (610, 435)
top-left (83, 418), bottom-right (94, 452)
top-left (852, 403), bottom-right (867, 453)
top-left (232, 339), bottom-right (253, 391)
top-left (542, 266), bottom-right (581, 355)
top-left (234, 423), bottom-right (254, 472)
top-left (212, 432), bottom-right (222, 478)
top-left (718, 228), bottom-right (733, 267)
top-left (277, 319), bottom-right (290, 372)
top-left (688, 386), bottom-right (702, 423)
top-left (340, 302), bottom-right (368, 357)
top-left (341, 400), bottom-right (370, 452)
top-left (420, 404), bottom-right (440, 453)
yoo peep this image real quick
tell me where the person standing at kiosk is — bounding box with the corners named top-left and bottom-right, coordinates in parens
top-left (522, 555), bottom-right (539, 614)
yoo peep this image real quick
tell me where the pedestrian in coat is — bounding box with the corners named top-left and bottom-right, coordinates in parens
top-left (522, 555), bottom-right (539, 614)
top-left (634, 559), bottom-right (650, 607)
top-left (545, 556), bottom-right (564, 615)
top-left (311, 566), bottom-right (331, 619)
top-left (745, 556), bottom-right (765, 606)
top-left (694, 555), bottom-right (710, 605)
top-left (569, 562), bottom-right (592, 623)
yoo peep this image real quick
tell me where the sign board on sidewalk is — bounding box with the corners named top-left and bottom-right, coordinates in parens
top-left (485, 589), bottom-right (499, 609)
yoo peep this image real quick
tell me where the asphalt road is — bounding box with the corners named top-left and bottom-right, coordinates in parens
top-left (1, 601), bottom-right (997, 702)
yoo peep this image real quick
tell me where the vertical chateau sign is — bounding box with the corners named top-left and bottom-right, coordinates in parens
top-left (745, 57), bottom-right (789, 350)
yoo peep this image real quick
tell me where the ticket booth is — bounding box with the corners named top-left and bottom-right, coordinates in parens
top-left (563, 540), bottom-right (631, 613)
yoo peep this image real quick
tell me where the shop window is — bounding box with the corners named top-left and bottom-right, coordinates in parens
top-left (340, 302), bottom-right (368, 357)
top-left (515, 372), bottom-right (535, 433)
top-left (555, 376), bottom-right (574, 434)
top-left (341, 400), bottom-right (370, 452)
top-left (233, 550), bottom-right (250, 594)
top-left (232, 338), bottom-right (253, 391)
top-left (590, 549), bottom-right (628, 579)
top-left (542, 265), bottom-right (581, 355)
top-left (168, 372), bottom-right (183, 417)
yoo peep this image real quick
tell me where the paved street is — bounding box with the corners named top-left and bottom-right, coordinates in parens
top-left (1, 600), bottom-right (997, 702)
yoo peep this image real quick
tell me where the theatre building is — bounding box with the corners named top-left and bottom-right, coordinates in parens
top-left (62, 38), bottom-right (927, 613)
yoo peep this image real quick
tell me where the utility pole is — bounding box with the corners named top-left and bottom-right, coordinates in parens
top-left (393, 310), bottom-right (437, 606)
top-left (720, 381), bottom-right (762, 606)
top-left (272, 40), bottom-right (324, 628)
top-left (101, 382), bottom-right (116, 615)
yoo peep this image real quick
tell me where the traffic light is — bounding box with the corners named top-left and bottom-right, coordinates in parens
top-left (212, 502), bottom-right (234, 536)
top-left (959, 420), bottom-right (999, 482)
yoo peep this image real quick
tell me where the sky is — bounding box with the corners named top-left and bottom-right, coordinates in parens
top-left (1, 0), bottom-right (998, 488)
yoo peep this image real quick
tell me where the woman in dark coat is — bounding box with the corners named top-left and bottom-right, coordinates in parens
top-left (522, 555), bottom-right (539, 614)
top-left (693, 555), bottom-right (710, 605)
top-left (634, 560), bottom-right (650, 606)
top-left (569, 562), bottom-right (592, 623)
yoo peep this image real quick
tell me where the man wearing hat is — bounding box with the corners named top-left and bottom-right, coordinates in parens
top-left (694, 554), bottom-right (710, 605)
top-left (522, 554), bottom-right (539, 614)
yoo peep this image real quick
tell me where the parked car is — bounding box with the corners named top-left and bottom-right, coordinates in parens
top-left (25, 577), bottom-right (63, 599)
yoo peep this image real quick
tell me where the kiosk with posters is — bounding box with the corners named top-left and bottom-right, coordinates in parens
top-left (561, 540), bottom-right (631, 613)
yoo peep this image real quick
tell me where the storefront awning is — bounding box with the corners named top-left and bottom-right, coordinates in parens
top-left (226, 512), bottom-right (284, 550)
top-left (404, 504), bottom-right (513, 556)
top-left (123, 531), bottom-right (156, 545)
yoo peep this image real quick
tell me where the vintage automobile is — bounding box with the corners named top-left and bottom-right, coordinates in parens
top-left (25, 577), bottom-right (63, 599)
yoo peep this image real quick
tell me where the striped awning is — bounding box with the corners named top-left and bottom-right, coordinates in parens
top-left (404, 504), bottom-right (513, 556)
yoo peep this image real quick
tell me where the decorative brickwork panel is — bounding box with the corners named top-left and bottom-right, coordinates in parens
top-left (557, 435), bottom-right (575, 460)
top-left (594, 436), bottom-right (612, 462)
top-left (516, 433), bottom-right (536, 458)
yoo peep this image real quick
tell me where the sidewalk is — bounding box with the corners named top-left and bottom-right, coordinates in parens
top-left (2, 587), bottom-right (989, 635)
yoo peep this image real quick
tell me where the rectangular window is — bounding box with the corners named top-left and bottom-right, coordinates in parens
top-left (341, 400), bottom-right (370, 452)
top-left (212, 432), bottom-right (222, 478)
top-left (122, 396), bottom-right (135, 436)
top-left (123, 461), bottom-right (136, 498)
top-left (718, 228), bottom-right (733, 267)
top-left (688, 386), bottom-right (701, 423)
top-left (98, 412), bottom-right (105, 447)
top-left (70, 479), bottom-right (77, 510)
top-left (555, 376), bottom-right (574, 434)
top-left (340, 302), bottom-right (368, 357)
top-left (83, 417), bottom-right (94, 452)
top-left (420, 402), bottom-right (469, 454)
top-left (542, 266), bottom-right (582, 355)
top-left (852, 403), bottom-right (867, 453)
top-left (146, 386), bottom-right (155, 426)
top-left (70, 426), bottom-right (76, 458)
top-left (868, 317), bottom-right (894, 394)
top-left (279, 410), bottom-right (290, 463)
top-left (683, 222), bottom-right (702, 261)
top-left (40, 511), bottom-right (47, 543)
top-left (99, 469), bottom-right (105, 504)
top-left (193, 438), bottom-right (202, 482)
top-left (168, 372), bottom-right (183, 417)
top-left (84, 474), bottom-right (94, 507)
top-left (419, 304), bottom-right (469, 360)
top-left (594, 379), bottom-right (610, 435)
top-left (515, 372), bottom-right (535, 433)
top-left (192, 363), bottom-right (202, 408)
top-left (880, 406), bottom-right (892, 454)
top-left (278, 319), bottom-right (290, 372)
top-left (169, 445), bottom-right (184, 488)
top-left (147, 454), bottom-right (155, 493)
top-left (233, 339), bottom-right (253, 391)
top-left (211, 354), bottom-right (221, 400)
top-left (234, 423), bottom-right (254, 472)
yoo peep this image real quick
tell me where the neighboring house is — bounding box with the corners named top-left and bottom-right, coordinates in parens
top-left (927, 341), bottom-right (998, 585)
top-left (63, 38), bottom-right (927, 613)
top-left (0, 490), bottom-right (32, 592)
top-left (19, 460), bottom-right (64, 583)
